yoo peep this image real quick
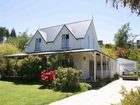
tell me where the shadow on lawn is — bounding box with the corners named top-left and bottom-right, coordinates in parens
top-left (1, 77), bottom-right (41, 85)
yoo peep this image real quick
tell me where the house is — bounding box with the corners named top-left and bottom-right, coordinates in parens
top-left (98, 40), bottom-right (103, 46)
top-left (117, 58), bottom-right (138, 76)
top-left (134, 40), bottom-right (140, 49)
top-left (25, 19), bottom-right (117, 81)
top-left (6, 20), bottom-right (118, 81)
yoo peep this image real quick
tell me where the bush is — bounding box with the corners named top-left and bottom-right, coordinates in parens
top-left (41, 70), bottom-right (56, 87)
top-left (114, 86), bottom-right (140, 105)
top-left (0, 43), bottom-right (20, 55)
top-left (0, 57), bottom-right (17, 77)
top-left (0, 57), bottom-right (6, 78)
top-left (112, 73), bottom-right (119, 81)
top-left (93, 75), bottom-right (119, 88)
top-left (94, 78), bottom-right (107, 88)
top-left (55, 67), bottom-right (82, 92)
top-left (79, 83), bottom-right (92, 92)
top-left (17, 56), bottom-right (42, 79)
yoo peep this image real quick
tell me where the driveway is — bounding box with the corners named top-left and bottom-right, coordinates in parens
top-left (50, 79), bottom-right (140, 105)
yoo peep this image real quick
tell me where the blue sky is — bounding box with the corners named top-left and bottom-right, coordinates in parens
top-left (0, 0), bottom-right (140, 43)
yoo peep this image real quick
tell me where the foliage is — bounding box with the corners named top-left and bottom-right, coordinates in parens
top-left (55, 67), bottom-right (82, 92)
top-left (106, 0), bottom-right (140, 15)
top-left (112, 73), bottom-right (119, 81)
top-left (17, 56), bottom-right (42, 79)
top-left (0, 57), bottom-right (18, 78)
top-left (0, 27), bottom-right (9, 43)
top-left (128, 50), bottom-right (139, 60)
top-left (0, 57), bottom-right (6, 78)
top-left (0, 80), bottom-right (73, 105)
top-left (101, 45), bottom-right (116, 58)
top-left (0, 43), bottom-right (20, 55)
top-left (114, 23), bottom-right (131, 48)
top-left (6, 32), bottom-right (30, 51)
top-left (115, 47), bottom-right (130, 58)
top-left (94, 74), bottom-right (119, 88)
top-left (79, 83), bottom-right (92, 92)
top-left (115, 86), bottom-right (140, 105)
top-left (4, 58), bottom-right (17, 77)
top-left (41, 70), bottom-right (56, 87)
top-left (47, 55), bottom-right (62, 69)
top-left (48, 54), bottom-right (74, 69)
top-left (10, 28), bottom-right (16, 38)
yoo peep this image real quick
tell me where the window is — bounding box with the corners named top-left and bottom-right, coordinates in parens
top-left (62, 34), bottom-right (69, 49)
top-left (35, 38), bottom-right (41, 51)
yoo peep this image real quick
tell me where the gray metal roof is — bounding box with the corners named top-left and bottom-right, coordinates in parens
top-left (39, 20), bottom-right (91, 42)
top-left (66, 20), bottom-right (91, 38)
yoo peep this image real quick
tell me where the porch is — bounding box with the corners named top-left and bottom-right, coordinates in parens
top-left (3, 49), bottom-right (117, 82)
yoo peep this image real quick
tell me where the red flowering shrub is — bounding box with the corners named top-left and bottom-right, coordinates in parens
top-left (41, 70), bottom-right (56, 86)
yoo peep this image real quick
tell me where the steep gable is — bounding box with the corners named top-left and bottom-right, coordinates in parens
top-left (39, 25), bottom-right (63, 43)
top-left (25, 30), bottom-right (48, 53)
top-left (38, 20), bottom-right (91, 43)
top-left (66, 20), bottom-right (91, 39)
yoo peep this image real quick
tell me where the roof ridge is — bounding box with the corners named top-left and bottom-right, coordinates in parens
top-left (39, 19), bottom-right (92, 30)
top-left (39, 24), bottom-right (64, 30)
top-left (65, 19), bottom-right (91, 25)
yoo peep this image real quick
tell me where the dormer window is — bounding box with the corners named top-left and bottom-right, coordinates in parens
top-left (35, 38), bottom-right (41, 51)
top-left (62, 34), bottom-right (69, 49)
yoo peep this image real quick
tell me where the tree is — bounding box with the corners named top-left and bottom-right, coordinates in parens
top-left (114, 23), bottom-right (131, 48)
top-left (0, 27), bottom-right (10, 43)
top-left (10, 28), bottom-right (16, 38)
top-left (106, 0), bottom-right (140, 15)
top-left (0, 43), bottom-right (20, 55)
top-left (6, 31), bottom-right (30, 51)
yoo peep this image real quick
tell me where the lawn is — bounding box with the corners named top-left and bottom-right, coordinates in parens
top-left (0, 80), bottom-right (73, 105)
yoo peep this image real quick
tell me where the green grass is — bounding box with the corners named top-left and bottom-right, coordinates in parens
top-left (0, 80), bottom-right (73, 105)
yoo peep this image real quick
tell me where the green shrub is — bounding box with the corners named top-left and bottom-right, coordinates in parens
top-left (5, 58), bottom-right (17, 76)
top-left (0, 43), bottom-right (20, 55)
top-left (47, 54), bottom-right (74, 69)
top-left (0, 57), bottom-right (17, 77)
top-left (93, 75), bottom-right (119, 88)
top-left (17, 56), bottom-right (42, 79)
top-left (79, 83), bottom-right (92, 92)
top-left (114, 86), bottom-right (140, 105)
top-left (94, 78), bottom-right (107, 88)
top-left (55, 67), bottom-right (82, 92)
top-left (112, 73), bottom-right (119, 81)
top-left (0, 57), bottom-right (6, 78)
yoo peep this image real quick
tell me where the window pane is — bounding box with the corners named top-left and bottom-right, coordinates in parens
top-left (62, 34), bottom-right (69, 49)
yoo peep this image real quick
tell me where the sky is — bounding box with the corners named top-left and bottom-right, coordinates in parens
top-left (0, 0), bottom-right (140, 43)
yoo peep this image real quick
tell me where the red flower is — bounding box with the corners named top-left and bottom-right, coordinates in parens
top-left (41, 69), bottom-right (56, 82)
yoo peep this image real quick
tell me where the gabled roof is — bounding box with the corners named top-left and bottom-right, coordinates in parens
top-left (39, 20), bottom-right (92, 42)
top-left (117, 58), bottom-right (137, 63)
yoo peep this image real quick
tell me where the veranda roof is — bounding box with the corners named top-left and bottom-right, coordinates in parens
top-left (3, 49), bottom-right (116, 60)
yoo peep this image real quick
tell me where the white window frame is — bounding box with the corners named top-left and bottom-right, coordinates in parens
top-left (62, 34), bottom-right (69, 49)
top-left (35, 38), bottom-right (41, 51)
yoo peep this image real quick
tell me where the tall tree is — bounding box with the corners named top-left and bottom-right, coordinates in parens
top-left (10, 28), bottom-right (16, 38)
top-left (0, 27), bottom-right (9, 43)
top-left (114, 23), bottom-right (131, 48)
top-left (106, 0), bottom-right (140, 15)
top-left (6, 31), bottom-right (30, 51)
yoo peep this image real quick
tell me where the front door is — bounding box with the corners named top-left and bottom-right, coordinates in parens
top-left (89, 60), bottom-right (94, 79)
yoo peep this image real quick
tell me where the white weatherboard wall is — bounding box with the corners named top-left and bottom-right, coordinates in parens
top-left (25, 26), bottom-right (85, 53)
top-left (25, 21), bottom-right (101, 53)
top-left (110, 59), bottom-right (117, 77)
top-left (50, 26), bottom-right (83, 51)
top-left (25, 31), bottom-right (48, 53)
top-left (83, 22), bottom-right (100, 51)
top-left (72, 52), bottom-right (95, 79)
